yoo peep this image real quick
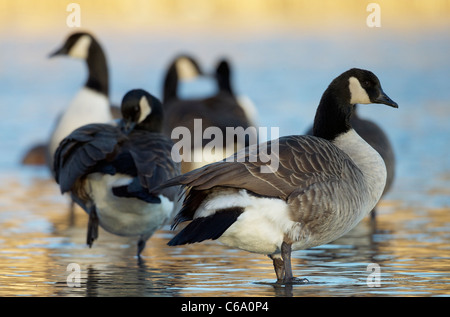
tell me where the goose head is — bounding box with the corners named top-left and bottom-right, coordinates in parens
top-left (346, 68), bottom-right (398, 108)
top-left (120, 89), bottom-right (164, 134)
top-left (49, 32), bottom-right (95, 60)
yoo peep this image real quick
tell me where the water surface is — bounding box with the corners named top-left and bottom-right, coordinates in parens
top-left (1, 168), bottom-right (449, 297)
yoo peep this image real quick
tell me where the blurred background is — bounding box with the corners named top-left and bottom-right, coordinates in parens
top-left (1, 0), bottom-right (449, 175)
top-left (0, 0), bottom-right (449, 296)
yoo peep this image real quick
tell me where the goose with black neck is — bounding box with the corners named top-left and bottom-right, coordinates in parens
top-left (159, 68), bottom-right (398, 284)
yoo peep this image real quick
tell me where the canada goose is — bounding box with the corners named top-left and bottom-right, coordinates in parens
top-left (162, 55), bottom-right (257, 173)
top-left (47, 31), bottom-right (119, 170)
top-left (305, 105), bottom-right (396, 218)
top-left (160, 68), bottom-right (398, 284)
top-left (54, 89), bottom-right (181, 261)
top-left (22, 32), bottom-right (120, 167)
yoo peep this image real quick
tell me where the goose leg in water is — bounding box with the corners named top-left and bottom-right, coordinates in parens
top-left (269, 254), bottom-right (285, 283)
top-left (137, 238), bottom-right (146, 264)
top-left (87, 206), bottom-right (99, 247)
top-left (281, 241), bottom-right (309, 285)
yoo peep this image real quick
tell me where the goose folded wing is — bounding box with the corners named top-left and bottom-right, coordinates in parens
top-left (54, 123), bottom-right (123, 193)
top-left (162, 135), bottom-right (352, 200)
top-left (124, 132), bottom-right (181, 202)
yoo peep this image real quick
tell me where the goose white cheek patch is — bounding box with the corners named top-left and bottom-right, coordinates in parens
top-left (176, 57), bottom-right (200, 81)
top-left (138, 96), bottom-right (152, 123)
top-left (349, 76), bottom-right (371, 104)
top-left (68, 35), bottom-right (92, 59)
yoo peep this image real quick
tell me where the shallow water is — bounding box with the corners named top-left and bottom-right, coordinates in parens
top-left (1, 25), bottom-right (450, 297)
top-left (1, 168), bottom-right (449, 297)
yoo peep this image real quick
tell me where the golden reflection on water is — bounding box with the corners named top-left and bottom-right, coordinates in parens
top-left (1, 171), bottom-right (450, 297)
top-left (376, 206), bottom-right (450, 278)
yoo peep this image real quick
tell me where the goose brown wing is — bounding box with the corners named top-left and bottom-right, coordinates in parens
top-left (54, 123), bottom-right (124, 194)
top-left (163, 135), bottom-right (353, 200)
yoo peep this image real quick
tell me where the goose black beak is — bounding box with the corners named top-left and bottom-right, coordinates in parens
top-left (373, 90), bottom-right (398, 108)
top-left (119, 120), bottom-right (136, 135)
top-left (48, 47), bottom-right (66, 58)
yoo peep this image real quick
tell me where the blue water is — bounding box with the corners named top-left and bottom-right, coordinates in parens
top-left (1, 26), bottom-right (450, 297)
top-left (2, 29), bottom-right (450, 189)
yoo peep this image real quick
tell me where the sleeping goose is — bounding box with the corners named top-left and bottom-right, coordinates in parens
top-left (162, 55), bottom-right (257, 173)
top-left (54, 89), bottom-right (181, 261)
top-left (160, 68), bottom-right (398, 284)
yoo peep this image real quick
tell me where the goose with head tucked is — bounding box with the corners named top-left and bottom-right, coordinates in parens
top-left (54, 89), bottom-right (181, 261)
top-left (159, 68), bottom-right (398, 284)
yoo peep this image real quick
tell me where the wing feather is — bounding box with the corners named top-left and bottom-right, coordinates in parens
top-left (124, 131), bottom-right (181, 201)
top-left (163, 135), bottom-right (353, 200)
top-left (54, 124), bottom-right (123, 193)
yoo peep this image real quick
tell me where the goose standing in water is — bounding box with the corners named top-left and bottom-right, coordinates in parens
top-left (47, 32), bottom-right (118, 170)
top-left (43, 32), bottom-right (120, 222)
top-left (22, 32), bottom-right (120, 167)
top-left (54, 89), bottom-right (181, 261)
top-left (160, 68), bottom-right (398, 284)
